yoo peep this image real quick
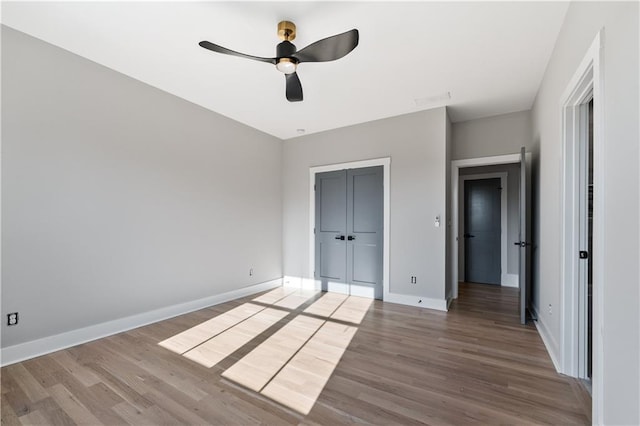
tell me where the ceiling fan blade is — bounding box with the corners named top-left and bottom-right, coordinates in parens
top-left (292, 29), bottom-right (359, 63)
top-left (199, 41), bottom-right (276, 64)
top-left (285, 72), bottom-right (303, 102)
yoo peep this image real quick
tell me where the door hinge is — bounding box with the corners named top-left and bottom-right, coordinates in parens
top-left (314, 184), bottom-right (316, 191)
top-left (313, 228), bottom-right (316, 234)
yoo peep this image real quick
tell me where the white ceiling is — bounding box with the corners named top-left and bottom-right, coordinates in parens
top-left (1, 1), bottom-right (569, 140)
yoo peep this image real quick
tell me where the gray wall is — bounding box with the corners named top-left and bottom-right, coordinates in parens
top-left (452, 110), bottom-right (532, 160)
top-left (530, 2), bottom-right (639, 423)
top-left (1, 27), bottom-right (283, 348)
top-left (459, 164), bottom-right (520, 279)
top-left (282, 108), bottom-right (448, 301)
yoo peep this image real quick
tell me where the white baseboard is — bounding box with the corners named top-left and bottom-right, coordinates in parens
top-left (532, 305), bottom-right (561, 373)
top-left (282, 276), bottom-right (447, 311)
top-left (384, 292), bottom-right (448, 311)
top-left (1, 279), bottom-right (282, 367)
top-left (501, 273), bottom-right (519, 288)
top-left (446, 296), bottom-right (454, 310)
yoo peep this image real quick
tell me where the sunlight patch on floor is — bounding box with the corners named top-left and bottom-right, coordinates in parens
top-left (221, 314), bottom-right (324, 391)
top-left (261, 321), bottom-right (357, 415)
top-left (158, 289), bottom-right (374, 415)
top-left (159, 287), bottom-right (309, 355)
top-left (303, 291), bottom-right (348, 317)
top-left (273, 289), bottom-right (320, 310)
top-left (183, 308), bottom-right (289, 368)
top-left (158, 303), bottom-right (265, 354)
top-left (252, 286), bottom-right (296, 304)
top-left (330, 295), bottom-right (373, 324)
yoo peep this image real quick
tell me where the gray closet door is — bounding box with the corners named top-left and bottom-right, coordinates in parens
top-left (315, 170), bottom-right (348, 294)
top-left (464, 178), bottom-right (501, 285)
top-left (346, 167), bottom-right (383, 299)
top-left (315, 166), bottom-right (383, 299)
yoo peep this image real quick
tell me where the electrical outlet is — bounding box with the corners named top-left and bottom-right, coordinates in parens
top-left (411, 276), bottom-right (417, 284)
top-left (249, 268), bottom-right (253, 276)
top-left (548, 304), bottom-right (552, 315)
top-left (7, 312), bottom-right (18, 326)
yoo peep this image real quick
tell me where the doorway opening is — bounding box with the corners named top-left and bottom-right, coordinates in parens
top-left (566, 93), bottom-right (595, 389)
top-left (560, 30), bottom-right (602, 421)
top-left (459, 171), bottom-right (512, 287)
top-left (563, 81), bottom-right (597, 381)
top-left (450, 151), bottom-right (531, 324)
top-left (583, 99), bottom-right (594, 386)
top-left (587, 99), bottom-right (594, 382)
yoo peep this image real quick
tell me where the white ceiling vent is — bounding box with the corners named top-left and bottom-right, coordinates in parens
top-left (414, 92), bottom-right (451, 108)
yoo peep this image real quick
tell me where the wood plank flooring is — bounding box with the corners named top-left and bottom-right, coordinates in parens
top-left (1, 283), bottom-right (591, 425)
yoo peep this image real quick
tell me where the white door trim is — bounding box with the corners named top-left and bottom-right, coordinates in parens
top-left (559, 30), bottom-right (603, 424)
top-left (459, 172), bottom-right (512, 287)
top-left (450, 153), bottom-right (521, 300)
top-left (309, 158), bottom-right (391, 300)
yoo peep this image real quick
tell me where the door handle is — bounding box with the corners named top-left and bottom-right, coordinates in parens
top-left (347, 235), bottom-right (356, 241)
top-left (514, 241), bottom-right (532, 247)
top-left (335, 235), bottom-right (345, 240)
top-left (463, 233), bottom-right (475, 238)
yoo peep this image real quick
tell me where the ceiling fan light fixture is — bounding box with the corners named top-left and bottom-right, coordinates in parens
top-left (276, 58), bottom-right (297, 74)
top-left (199, 22), bottom-right (359, 102)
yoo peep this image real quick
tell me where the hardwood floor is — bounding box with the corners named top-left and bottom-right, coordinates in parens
top-left (1, 283), bottom-right (591, 425)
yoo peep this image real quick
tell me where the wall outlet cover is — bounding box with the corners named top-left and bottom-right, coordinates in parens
top-left (7, 312), bottom-right (19, 326)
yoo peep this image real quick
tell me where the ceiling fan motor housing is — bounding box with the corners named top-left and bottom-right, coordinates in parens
top-left (276, 41), bottom-right (297, 60)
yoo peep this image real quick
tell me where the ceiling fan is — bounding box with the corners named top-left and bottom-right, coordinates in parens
top-left (199, 21), bottom-right (359, 102)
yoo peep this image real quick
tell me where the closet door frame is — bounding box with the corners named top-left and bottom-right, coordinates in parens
top-left (309, 158), bottom-right (390, 300)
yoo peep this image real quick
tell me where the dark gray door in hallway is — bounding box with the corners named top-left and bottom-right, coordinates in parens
top-left (464, 178), bottom-right (501, 285)
top-left (315, 166), bottom-right (383, 299)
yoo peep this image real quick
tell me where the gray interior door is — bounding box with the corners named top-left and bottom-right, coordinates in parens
top-left (464, 178), bottom-right (501, 285)
top-left (346, 167), bottom-right (383, 299)
top-left (315, 166), bottom-right (383, 299)
top-left (518, 147), bottom-right (532, 325)
top-left (315, 170), bottom-right (348, 294)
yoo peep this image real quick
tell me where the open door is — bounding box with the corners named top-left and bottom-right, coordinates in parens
top-left (518, 147), bottom-right (532, 324)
